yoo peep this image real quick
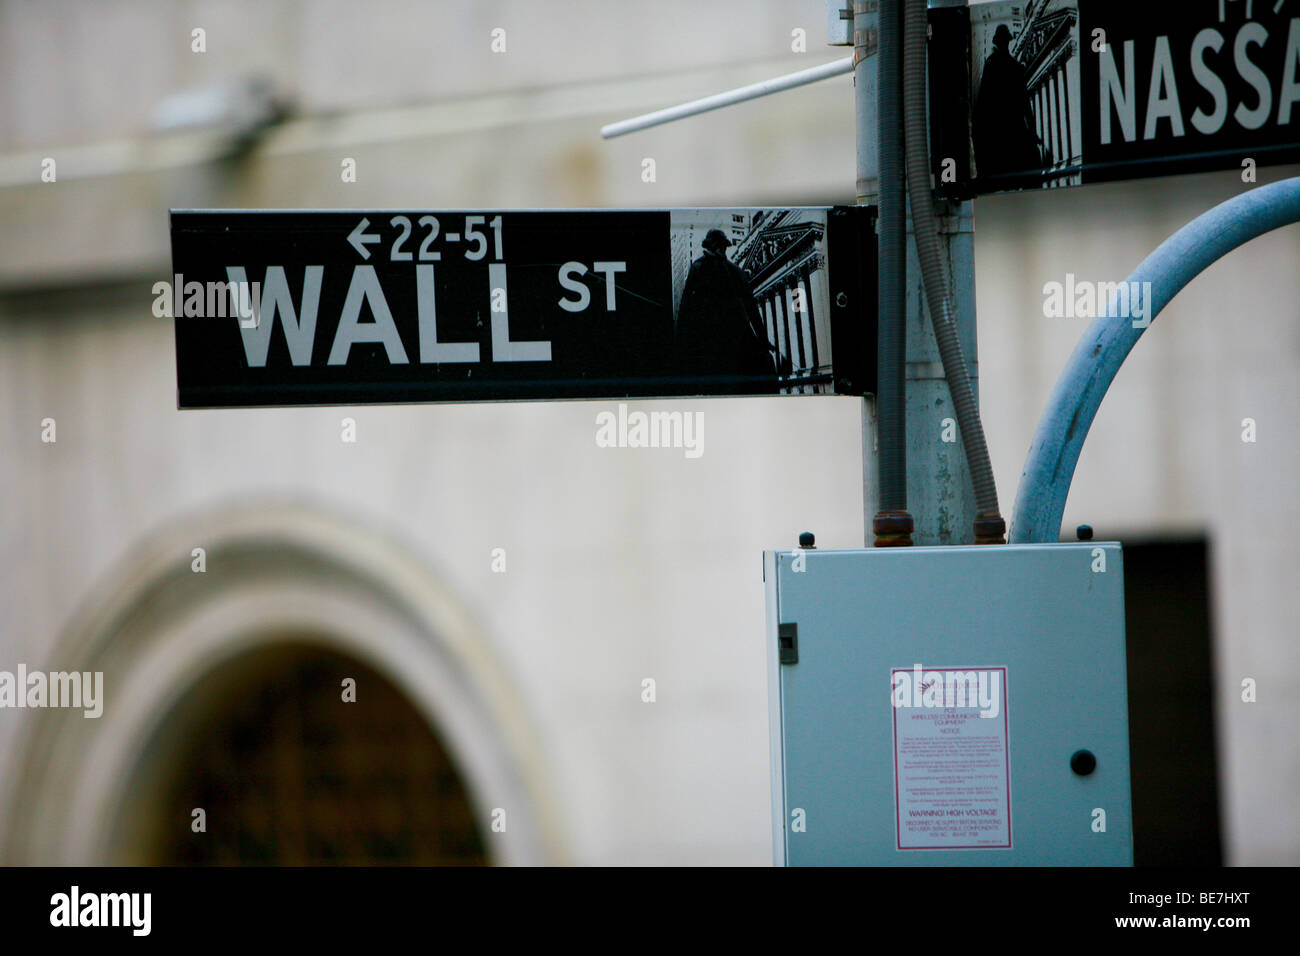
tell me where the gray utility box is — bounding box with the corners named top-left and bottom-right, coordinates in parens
top-left (764, 543), bottom-right (1133, 866)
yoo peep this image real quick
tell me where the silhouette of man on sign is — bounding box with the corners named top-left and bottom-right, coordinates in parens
top-left (675, 229), bottom-right (789, 393)
top-left (973, 24), bottom-right (1045, 188)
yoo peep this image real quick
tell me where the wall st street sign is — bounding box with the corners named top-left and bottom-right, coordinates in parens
top-left (931, 0), bottom-right (1300, 195)
top-left (170, 207), bottom-right (875, 408)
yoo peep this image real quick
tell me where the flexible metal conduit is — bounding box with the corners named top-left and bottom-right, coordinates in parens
top-left (1011, 176), bottom-right (1300, 543)
top-left (902, 0), bottom-right (1003, 538)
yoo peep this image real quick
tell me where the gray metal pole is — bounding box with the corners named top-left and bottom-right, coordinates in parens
top-left (905, 199), bottom-right (979, 545)
top-left (855, 0), bottom-right (882, 546)
top-left (904, 0), bottom-right (980, 546)
top-left (855, 2), bottom-right (879, 205)
top-left (873, 0), bottom-right (915, 547)
top-left (860, 0), bottom-right (980, 546)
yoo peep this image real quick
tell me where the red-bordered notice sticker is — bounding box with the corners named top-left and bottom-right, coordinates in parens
top-left (891, 665), bottom-right (1011, 850)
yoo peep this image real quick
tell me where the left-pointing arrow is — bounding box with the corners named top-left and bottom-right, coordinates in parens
top-left (347, 217), bottom-right (380, 260)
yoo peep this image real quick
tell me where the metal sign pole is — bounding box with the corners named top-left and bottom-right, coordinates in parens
top-left (855, 0), bottom-right (882, 546)
top-left (910, 0), bottom-right (980, 547)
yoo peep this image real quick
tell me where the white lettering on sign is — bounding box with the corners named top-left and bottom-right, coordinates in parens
top-left (350, 215), bottom-right (503, 264)
top-left (226, 259), bottom-right (564, 367)
top-left (227, 265), bottom-right (322, 367)
top-left (556, 261), bottom-right (629, 312)
top-left (387, 215), bottom-right (444, 262)
top-left (464, 215), bottom-right (488, 260)
top-left (489, 263), bottom-right (551, 362)
top-left (1144, 36), bottom-right (1184, 140)
top-left (328, 265), bottom-right (409, 365)
top-left (557, 261), bottom-right (590, 312)
top-left (1282, 18), bottom-right (1300, 123)
top-left (416, 265), bottom-right (479, 363)
top-left (1100, 17), bottom-right (1300, 145)
top-left (347, 217), bottom-right (380, 260)
top-left (1191, 28), bottom-right (1230, 134)
top-left (1236, 22), bottom-right (1273, 130)
top-left (592, 261), bottom-right (627, 310)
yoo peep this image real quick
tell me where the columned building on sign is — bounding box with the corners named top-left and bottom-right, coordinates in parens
top-left (1013, 0), bottom-right (1083, 187)
top-left (732, 211), bottom-right (830, 396)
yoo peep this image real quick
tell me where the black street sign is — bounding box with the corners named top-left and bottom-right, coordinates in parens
top-left (931, 0), bottom-right (1300, 195)
top-left (170, 207), bottom-right (875, 408)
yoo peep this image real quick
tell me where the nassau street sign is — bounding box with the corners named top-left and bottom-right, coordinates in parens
top-left (930, 0), bottom-right (1300, 195)
top-left (170, 207), bottom-right (875, 408)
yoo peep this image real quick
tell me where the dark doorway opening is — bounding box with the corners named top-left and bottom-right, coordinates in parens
top-left (137, 643), bottom-right (487, 865)
top-left (1122, 537), bottom-right (1222, 866)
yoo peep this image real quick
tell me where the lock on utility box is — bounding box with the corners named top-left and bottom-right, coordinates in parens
top-left (764, 542), bottom-right (1133, 866)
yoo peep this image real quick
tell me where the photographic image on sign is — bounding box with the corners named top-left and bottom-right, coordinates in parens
top-left (971, 1), bottom-right (1082, 191)
top-left (170, 208), bottom-right (849, 408)
top-left (670, 209), bottom-right (832, 397)
top-left (961, 0), bottom-right (1300, 194)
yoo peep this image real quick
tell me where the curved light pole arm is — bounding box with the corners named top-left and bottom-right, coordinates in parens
top-left (1011, 177), bottom-right (1300, 543)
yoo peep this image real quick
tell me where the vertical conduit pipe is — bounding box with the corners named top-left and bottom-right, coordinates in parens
top-left (875, 0), bottom-right (913, 545)
top-left (902, 0), bottom-right (1004, 543)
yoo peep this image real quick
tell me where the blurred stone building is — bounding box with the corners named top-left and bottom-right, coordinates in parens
top-left (0, 0), bottom-right (1296, 866)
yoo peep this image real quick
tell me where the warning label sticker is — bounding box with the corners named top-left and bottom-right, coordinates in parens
top-left (891, 665), bottom-right (1011, 850)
